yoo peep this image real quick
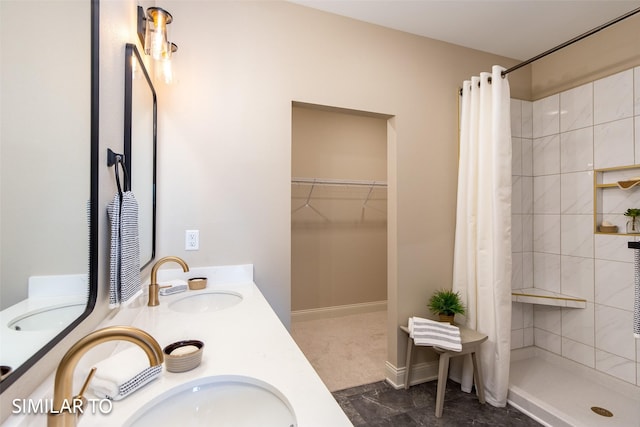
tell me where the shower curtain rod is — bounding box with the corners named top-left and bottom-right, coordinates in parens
top-left (501, 6), bottom-right (640, 76)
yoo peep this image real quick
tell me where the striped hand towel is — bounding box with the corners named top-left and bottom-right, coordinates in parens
top-left (106, 192), bottom-right (141, 308)
top-left (409, 316), bottom-right (462, 352)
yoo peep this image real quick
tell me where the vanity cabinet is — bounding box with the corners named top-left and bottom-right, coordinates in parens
top-left (593, 164), bottom-right (640, 235)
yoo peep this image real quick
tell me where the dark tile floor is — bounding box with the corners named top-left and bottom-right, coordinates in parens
top-left (332, 380), bottom-right (542, 426)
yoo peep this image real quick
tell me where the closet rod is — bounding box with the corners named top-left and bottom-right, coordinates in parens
top-left (292, 177), bottom-right (387, 187)
top-left (502, 6), bottom-right (640, 76)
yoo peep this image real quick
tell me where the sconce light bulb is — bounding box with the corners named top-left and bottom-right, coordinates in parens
top-left (145, 7), bottom-right (172, 61)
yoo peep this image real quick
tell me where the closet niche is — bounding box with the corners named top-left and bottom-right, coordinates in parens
top-left (291, 103), bottom-right (388, 313)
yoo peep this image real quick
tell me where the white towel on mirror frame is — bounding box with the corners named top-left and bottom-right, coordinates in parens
top-left (107, 194), bottom-right (121, 307)
top-left (409, 316), bottom-right (462, 352)
top-left (106, 192), bottom-right (141, 308)
top-left (89, 347), bottom-right (162, 401)
top-left (119, 192), bottom-right (141, 304)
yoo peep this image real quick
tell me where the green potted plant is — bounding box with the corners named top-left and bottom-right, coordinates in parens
top-left (427, 289), bottom-right (466, 324)
top-left (624, 208), bottom-right (640, 234)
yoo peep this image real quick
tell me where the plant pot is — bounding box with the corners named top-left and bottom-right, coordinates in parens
top-left (438, 314), bottom-right (455, 324)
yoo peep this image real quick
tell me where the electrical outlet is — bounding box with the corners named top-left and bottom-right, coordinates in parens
top-left (185, 230), bottom-right (199, 250)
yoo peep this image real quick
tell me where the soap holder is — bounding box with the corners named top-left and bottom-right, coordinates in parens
top-left (163, 340), bottom-right (204, 373)
top-left (188, 277), bottom-right (207, 290)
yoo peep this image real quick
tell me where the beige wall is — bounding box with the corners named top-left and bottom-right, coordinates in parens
top-left (530, 13), bottom-right (640, 99)
top-left (291, 105), bottom-right (387, 311)
top-left (158, 0), bottom-right (526, 368)
top-left (0, 2), bottom-right (532, 413)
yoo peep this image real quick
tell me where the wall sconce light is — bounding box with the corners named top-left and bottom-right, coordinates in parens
top-left (137, 6), bottom-right (178, 63)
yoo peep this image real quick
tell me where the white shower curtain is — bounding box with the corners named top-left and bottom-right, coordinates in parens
top-left (452, 65), bottom-right (512, 407)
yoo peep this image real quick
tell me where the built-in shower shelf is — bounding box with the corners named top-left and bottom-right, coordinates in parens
top-left (511, 288), bottom-right (586, 308)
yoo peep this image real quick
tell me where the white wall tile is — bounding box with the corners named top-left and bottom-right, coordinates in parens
top-left (635, 117), bottom-right (640, 165)
top-left (512, 175), bottom-right (522, 214)
top-left (512, 251), bottom-right (523, 289)
top-left (595, 234), bottom-right (634, 262)
top-left (560, 128), bottom-right (593, 173)
top-left (523, 327), bottom-right (534, 346)
top-left (561, 214), bottom-right (593, 258)
top-left (522, 138), bottom-right (533, 176)
top-left (522, 215), bottom-right (533, 252)
top-left (512, 302), bottom-right (524, 329)
top-left (560, 82), bottom-right (593, 132)
top-left (511, 99), bottom-right (522, 137)
top-left (595, 304), bottom-right (635, 360)
top-left (522, 176), bottom-right (533, 214)
top-left (533, 252), bottom-right (561, 292)
top-left (512, 214), bottom-right (523, 253)
top-left (594, 69), bottom-right (634, 125)
top-left (533, 94), bottom-right (560, 138)
top-left (561, 171), bottom-right (593, 214)
top-left (511, 329), bottom-right (524, 349)
top-left (534, 327), bottom-right (561, 354)
top-left (561, 303), bottom-right (594, 346)
top-left (594, 118), bottom-right (635, 169)
top-left (561, 337), bottom-right (595, 368)
top-left (561, 255), bottom-right (594, 301)
top-left (522, 101), bottom-right (533, 138)
top-left (534, 305), bottom-right (562, 333)
top-left (635, 67), bottom-right (640, 116)
top-left (595, 349), bottom-right (636, 384)
top-left (523, 252), bottom-right (534, 288)
top-left (594, 259), bottom-right (634, 311)
top-left (523, 303), bottom-right (534, 328)
top-left (512, 137), bottom-right (522, 175)
top-left (533, 135), bottom-right (561, 176)
top-left (534, 214), bottom-right (561, 253)
top-left (533, 175), bottom-right (561, 214)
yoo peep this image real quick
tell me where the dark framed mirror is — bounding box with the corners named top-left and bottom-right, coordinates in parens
top-left (124, 43), bottom-right (157, 271)
top-left (0, 0), bottom-right (98, 390)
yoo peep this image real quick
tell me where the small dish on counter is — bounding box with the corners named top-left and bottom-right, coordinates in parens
top-left (163, 339), bottom-right (204, 373)
top-left (188, 277), bottom-right (207, 290)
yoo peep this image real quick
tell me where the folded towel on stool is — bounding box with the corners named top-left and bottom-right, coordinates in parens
top-left (89, 347), bottom-right (162, 401)
top-left (409, 316), bottom-right (462, 352)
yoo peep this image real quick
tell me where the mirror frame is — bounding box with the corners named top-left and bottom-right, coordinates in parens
top-left (123, 43), bottom-right (157, 270)
top-left (0, 0), bottom-right (99, 392)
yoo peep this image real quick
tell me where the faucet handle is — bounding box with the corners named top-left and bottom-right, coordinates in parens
top-left (72, 367), bottom-right (97, 412)
top-left (77, 367), bottom-right (97, 398)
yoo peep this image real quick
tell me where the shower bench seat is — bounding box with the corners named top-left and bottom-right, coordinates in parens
top-left (511, 288), bottom-right (586, 308)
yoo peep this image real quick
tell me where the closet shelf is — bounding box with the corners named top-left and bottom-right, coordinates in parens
top-left (511, 288), bottom-right (586, 308)
top-left (292, 177), bottom-right (387, 187)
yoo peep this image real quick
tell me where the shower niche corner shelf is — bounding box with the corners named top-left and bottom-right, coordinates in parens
top-left (594, 164), bottom-right (640, 236)
top-left (511, 288), bottom-right (586, 308)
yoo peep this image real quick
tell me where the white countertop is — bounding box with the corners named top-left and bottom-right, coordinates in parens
top-left (3, 264), bottom-right (353, 427)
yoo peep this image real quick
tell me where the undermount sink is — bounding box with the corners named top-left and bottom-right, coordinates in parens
top-left (7, 303), bottom-right (85, 332)
top-left (168, 291), bottom-right (243, 313)
top-left (125, 375), bottom-right (296, 427)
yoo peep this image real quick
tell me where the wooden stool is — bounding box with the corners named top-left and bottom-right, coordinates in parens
top-left (400, 325), bottom-right (488, 418)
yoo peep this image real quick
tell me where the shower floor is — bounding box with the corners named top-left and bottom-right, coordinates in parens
top-left (509, 347), bottom-right (640, 427)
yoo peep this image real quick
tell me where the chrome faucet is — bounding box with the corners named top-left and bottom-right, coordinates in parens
top-left (148, 256), bottom-right (190, 306)
top-left (47, 326), bottom-right (163, 427)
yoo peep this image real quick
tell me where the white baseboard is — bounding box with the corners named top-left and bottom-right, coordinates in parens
top-left (384, 360), bottom-right (439, 389)
top-left (291, 300), bottom-right (387, 322)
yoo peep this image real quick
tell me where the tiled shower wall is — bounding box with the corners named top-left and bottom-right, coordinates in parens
top-left (510, 66), bottom-right (640, 387)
